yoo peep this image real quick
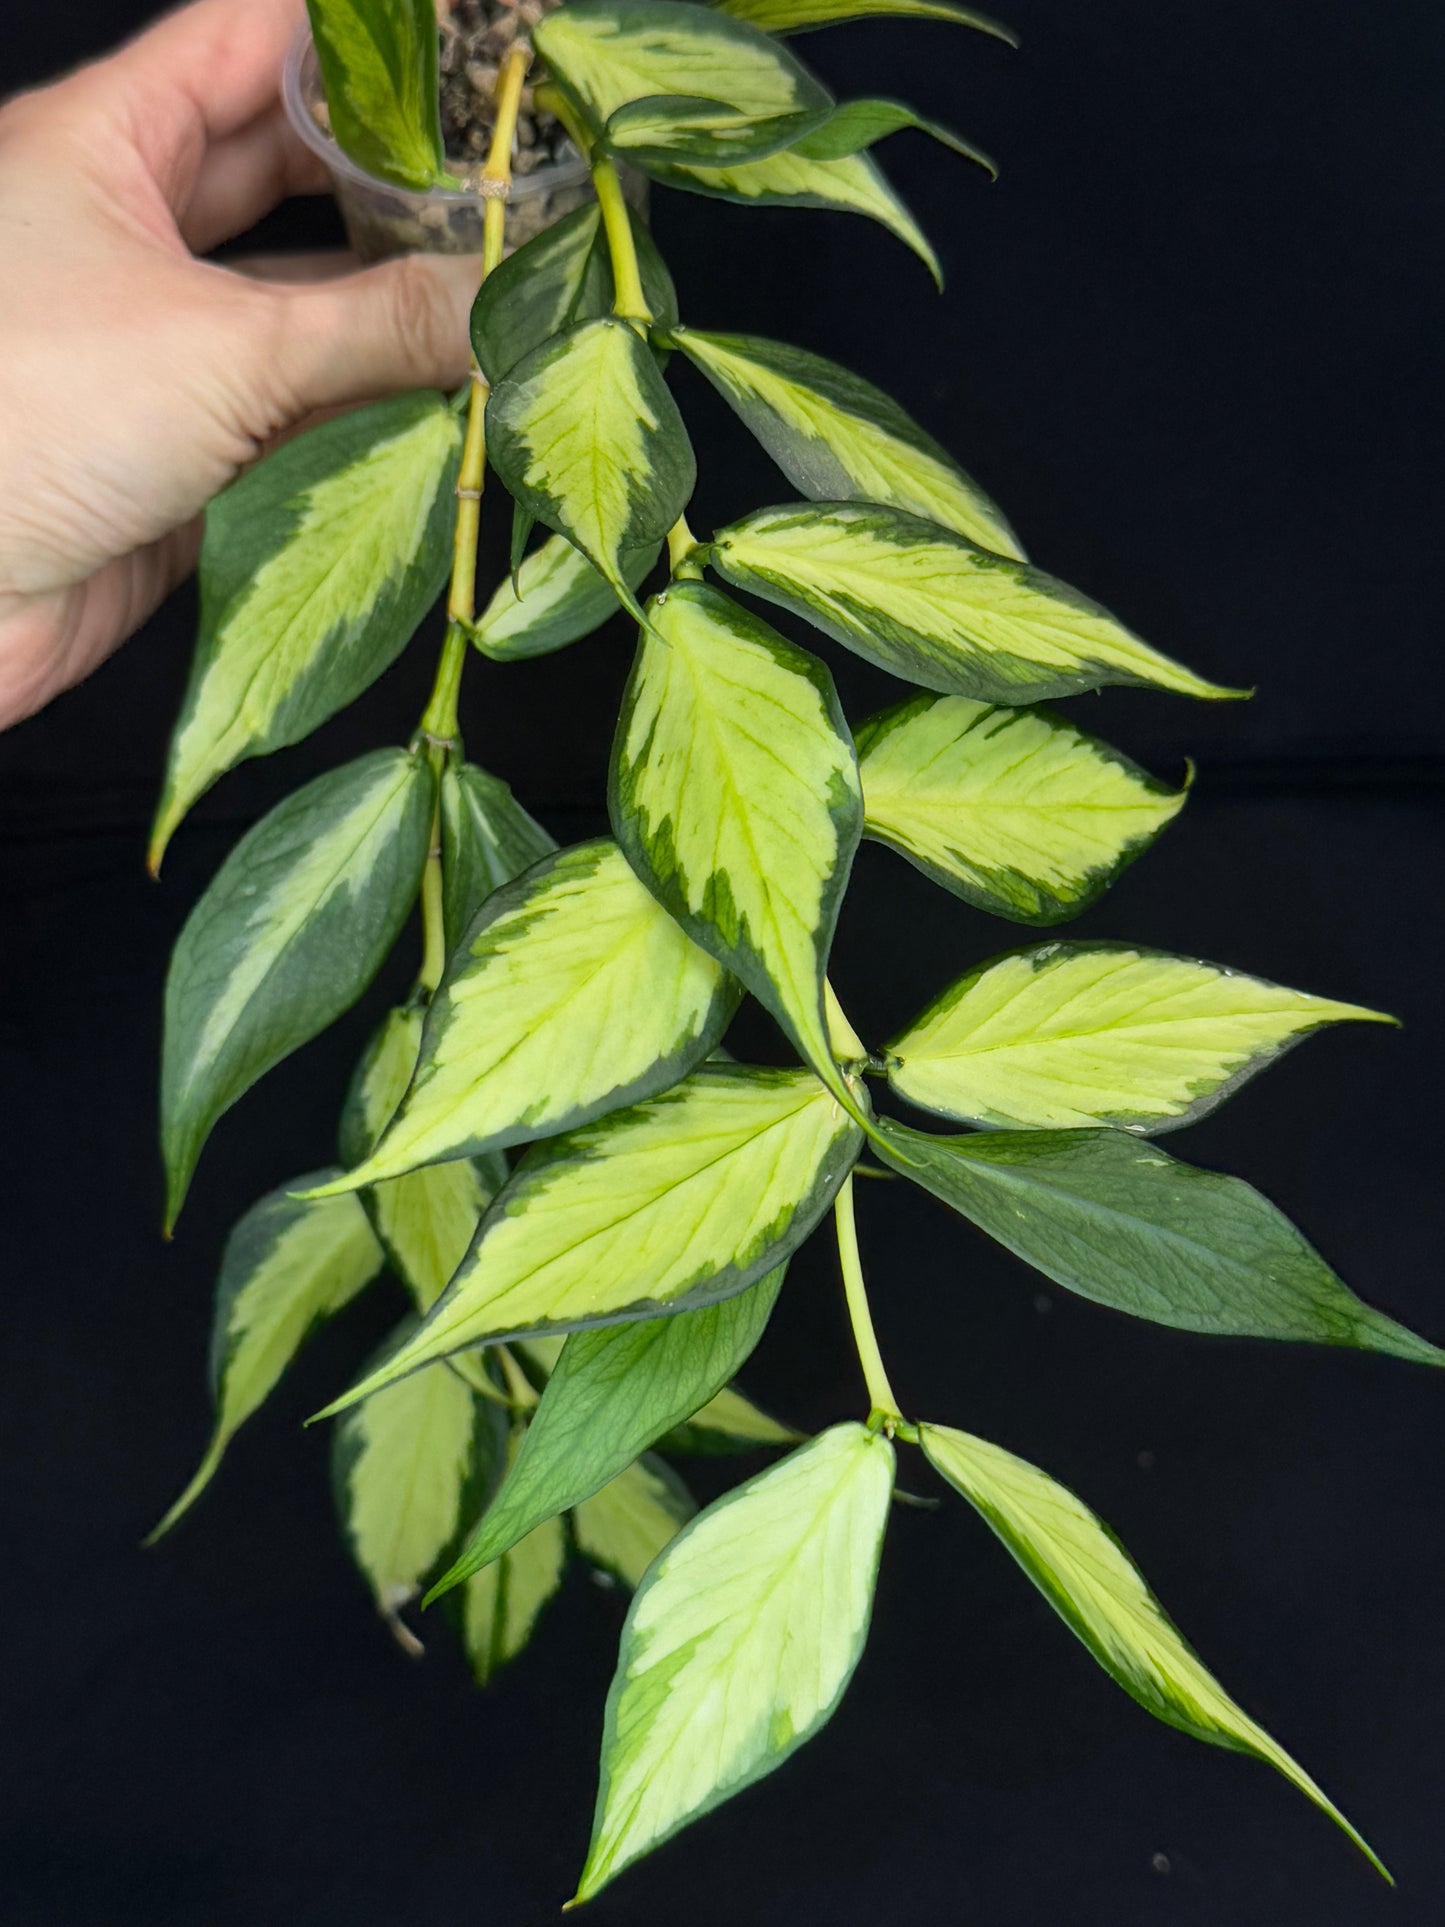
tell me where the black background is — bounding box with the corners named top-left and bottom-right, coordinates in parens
top-left (3, 4), bottom-right (1443, 1922)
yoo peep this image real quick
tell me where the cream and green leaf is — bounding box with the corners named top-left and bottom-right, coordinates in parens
top-left (610, 583), bottom-right (862, 1092)
top-left (671, 329), bottom-right (1021, 554)
top-left (304, 0), bottom-right (445, 189)
top-left (713, 503), bottom-right (1244, 702)
top-left (575, 1423), bottom-right (894, 1901)
top-left (460, 1507), bottom-right (569, 1684)
top-left (889, 943), bottom-right (1393, 1133)
top-left (874, 1117), bottom-right (1444, 1362)
top-left (715, 0), bottom-right (1017, 40)
top-left (486, 318), bottom-right (696, 612)
top-left (643, 147), bottom-right (941, 282)
top-left (318, 1067), bottom-right (864, 1409)
top-left (313, 840), bottom-right (736, 1193)
top-left (470, 534), bottom-right (662, 662)
top-left (573, 1455), bottom-right (696, 1587)
top-left (332, 1340), bottom-right (499, 1653)
top-left (339, 1007), bottom-right (509, 1312)
top-left (856, 694), bottom-right (1185, 922)
top-left (536, 0), bottom-right (832, 163)
top-left (438, 760), bottom-right (556, 953)
top-left (150, 394), bottom-right (459, 871)
top-left (161, 749), bottom-right (432, 1228)
top-left (471, 201), bottom-right (679, 385)
top-left (430, 1269), bottom-right (784, 1598)
top-left (148, 1175), bottom-right (382, 1541)
top-left (919, 1423), bottom-right (1388, 1879)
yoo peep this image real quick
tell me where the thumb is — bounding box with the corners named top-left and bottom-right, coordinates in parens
top-left (256, 252), bottom-right (481, 415)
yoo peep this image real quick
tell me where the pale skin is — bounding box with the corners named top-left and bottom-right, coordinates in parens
top-left (0, 0), bottom-right (479, 731)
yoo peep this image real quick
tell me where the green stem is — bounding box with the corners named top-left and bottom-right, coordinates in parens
top-left (667, 514), bottom-right (705, 579)
top-left (834, 1175), bottom-right (902, 1423)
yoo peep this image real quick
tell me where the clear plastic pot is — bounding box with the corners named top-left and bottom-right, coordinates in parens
top-left (281, 29), bottom-right (594, 262)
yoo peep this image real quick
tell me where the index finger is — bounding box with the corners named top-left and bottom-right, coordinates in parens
top-left (111, 0), bottom-right (307, 143)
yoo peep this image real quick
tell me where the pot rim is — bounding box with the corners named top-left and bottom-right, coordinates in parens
top-left (280, 26), bottom-right (591, 207)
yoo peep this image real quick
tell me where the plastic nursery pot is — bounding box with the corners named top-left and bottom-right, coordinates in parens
top-left (281, 28), bottom-right (595, 263)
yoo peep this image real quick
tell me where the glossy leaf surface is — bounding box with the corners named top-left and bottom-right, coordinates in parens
top-left (322, 1068), bottom-right (864, 1407)
top-left (875, 1118), bottom-right (1443, 1362)
top-left (611, 582), bottom-right (861, 1089)
top-left (438, 762), bottom-right (556, 953)
top-left (318, 839), bottom-right (736, 1190)
top-left (672, 329), bottom-right (1020, 554)
top-left (574, 1456), bottom-right (696, 1587)
top-left (575, 1423), bottom-right (894, 1899)
top-left (470, 201), bottom-right (678, 383)
top-left (304, 0), bottom-right (445, 188)
top-left (856, 694), bottom-right (1185, 922)
top-left (920, 1423), bottom-right (1387, 1879)
top-left (471, 534), bottom-right (661, 661)
top-left (536, 0), bottom-right (832, 156)
top-left (149, 1175), bottom-right (382, 1539)
top-left (161, 750), bottom-right (432, 1225)
top-left (151, 394), bottom-right (459, 869)
top-left (486, 318), bottom-right (696, 610)
top-left (795, 98), bottom-right (995, 174)
top-left (645, 148), bottom-right (940, 281)
top-left (889, 943), bottom-right (1392, 1132)
top-left (431, 1270), bottom-right (783, 1596)
top-left (714, 504), bottom-right (1242, 702)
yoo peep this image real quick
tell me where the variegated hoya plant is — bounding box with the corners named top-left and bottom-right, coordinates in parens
top-left (147, 0), bottom-right (1425, 1900)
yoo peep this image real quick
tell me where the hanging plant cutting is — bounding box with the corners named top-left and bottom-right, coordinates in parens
top-left (145, 0), bottom-right (1429, 1901)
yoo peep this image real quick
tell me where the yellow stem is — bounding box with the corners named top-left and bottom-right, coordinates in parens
top-left (835, 1176), bottom-right (902, 1423)
top-left (416, 47), bottom-right (532, 993)
top-left (667, 514), bottom-right (704, 578)
top-left (534, 83), bottom-right (651, 324)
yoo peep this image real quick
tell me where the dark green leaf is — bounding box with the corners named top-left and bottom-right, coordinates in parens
top-left (874, 1118), bottom-right (1443, 1363)
top-left (471, 535), bottom-right (662, 661)
top-left (715, 0), bottom-right (1017, 40)
top-left (429, 1269), bottom-right (784, 1598)
top-left (604, 94), bottom-right (832, 169)
top-left (795, 99), bottom-right (996, 175)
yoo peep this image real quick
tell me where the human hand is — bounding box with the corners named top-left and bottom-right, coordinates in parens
top-left (0, 0), bottom-right (478, 731)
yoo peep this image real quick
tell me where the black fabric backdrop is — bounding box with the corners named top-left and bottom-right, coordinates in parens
top-left (3, 4), bottom-right (1443, 1923)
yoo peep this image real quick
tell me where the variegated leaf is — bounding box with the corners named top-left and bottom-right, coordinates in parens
top-left (150, 394), bottom-right (459, 870)
top-left (874, 1117), bottom-right (1444, 1363)
top-left (714, 503), bottom-right (1243, 702)
top-left (312, 839), bottom-right (736, 1193)
top-left (573, 1454), bottom-right (696, 1587)
top-left (920, 1423), bottom-right (1387, 1879)
top-left (470, 534), bottom-right (662, 661)
top-left (889, 943), bottom-right (1394, 1133)
top-left (574, 1423), bottom-right (894, 1900)
top-left (536, 0), bottom-right (832, 166)
top-left (304, 0), bottom-right (445, 189)
top-left (716, 0), bottom-right (1016, 39)
top-left (671, 329), bottom-right (1021, 554)
top-left (486, 317), bottom-right (696, 611)
top-left (161, 749), bottom-right (432, 1227)
top-left (795, 98), bottom-right (996, 175)
top-left (339, 1007), bottom-right (508, 1311)
top-left (438, 761), bottom-right (555, 952)
top-left (461, 1507), bottom-right (568, 1683)
top-left (470, 201), bottom-right (679, 384)
top-left (644, 146), bottom-right (941, 282)
top-left (856, 694), bottom-right (1185, 922)
top-left (318, 1067), bottom-right (864, 1409)
top-left (148, 1174), bottom-right (382, 1540)
top-left (429, 1270), bottom-right (784, 1597)
top-left (332, 1338), bottom-right (501, 1652)
top-left (610, 582), bottom-right (861, 1092)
